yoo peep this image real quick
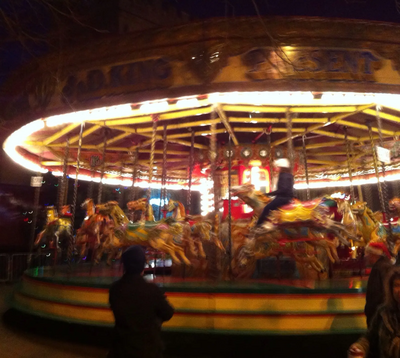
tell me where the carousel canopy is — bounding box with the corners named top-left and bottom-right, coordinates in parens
top-left (3, 17), bottom-right (400, 189)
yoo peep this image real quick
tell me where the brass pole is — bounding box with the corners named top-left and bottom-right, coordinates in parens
top-left (97, 129), bottom-right (108, 204)
top-left (302, 135), bottom-right (310, 200)
top-left (344, 127), bottom-right (355, 202)
top-left (147, 115), bottom-right (158, 220)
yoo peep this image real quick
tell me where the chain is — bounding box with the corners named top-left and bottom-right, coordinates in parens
top-left (97, 128), bottom-right (108, 204)
top-left (363, 184), bottom-right (374, 208)
top-left (375, 107), bottom-right (393, 240)
top-left (268, 128), bottom-right (274, 185)
top-left (286, 109), bottom-right (294, 169)
top-left (59, 137), bottom-right (70, 212)
top-left (210, 109), bottom-right (220, 279)
top-left (69, 122), bottom-right (84, 268)
top-left (161, 124), bottom-right (168, 215)
top-left (157, 126), bottom-right (167, 219)
top-left (118, 161), bottom-right (124, 207)
top-left (210, 116), bottom-right (218, 213)
top-left (187, 130), bottom-right (195, 215)
top-left (344, 127), bottom-right (355, 202)
top-left (228, 135), bottom-right (233, 278)
top-left (29, 153), bottom-right (43, 266)
top-left (302, 135), bottom-right (310, 200)
top-left (393, 180), bottom-right (400, 198)
top-left (130, 148), bottom-right (139, 201)
top-left (88, 169), bottom-right (94, 199)
top-left (368, 124), bottom-right (387, 220)
top-left (147, 115), bottom-right (158, 219)
top-left (129, 148), bottom-right (139, 221)
top-left (56, 176), bottom-right (62, 210)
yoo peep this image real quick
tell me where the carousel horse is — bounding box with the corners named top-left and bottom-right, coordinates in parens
top-left (389, 197), bottom-right (400, 216)
top-left (75, 198), bottom-right (112, 263)
top-left (351, 201), bottom-right (387, 244)
top-left (100, 201), bottom-right (192, 265)
top-left (230, 184), bottom-right (355, 276)
top-left (34, 205), bottom-right (73, 261)
top-left (127, 198), bottom-right (193, 256)
top-left (336, 199), bottom-right (358, 240)
top-left (126, 198), bottom-right (155, 221)
top-left (166, 199), bottom-right (225, 257)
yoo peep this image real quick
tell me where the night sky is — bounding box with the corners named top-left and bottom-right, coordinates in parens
top-left (1, 0), bottom-right (400, 188)
top-left (173, 0), bottom-right (400, 22)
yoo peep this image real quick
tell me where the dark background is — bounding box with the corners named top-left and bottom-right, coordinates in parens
top-left (0, 0), bottom-right (398, 251)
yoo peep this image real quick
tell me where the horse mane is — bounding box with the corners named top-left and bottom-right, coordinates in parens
top-left (107, 202), bottom-right (129, 226)
top-left (178, 202), bottom-right (186, 217)
top-left (147, 204), bottom-right (154, 221)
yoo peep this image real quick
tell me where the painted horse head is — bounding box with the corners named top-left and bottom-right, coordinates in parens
top-left (334, 199), bottom-right (358, 238)
top-left (389, 197), bottom-right (400, 213)
top-left (231, 184), bottom-right (271, 217)
top-left (127, 198), bottom-right (147, 212)
top-left (126, 198), bottom-right (154, 221)
top-left (60, 205), bottom-right (71, 217)
top-left (45, 206), bottom-right (58, 223)
top-left (166, 199), bottom-right (186, 220)
top-left (351, 201), bottom-right (378, 224)
top-left (81, 198), bottom-right (96, 216)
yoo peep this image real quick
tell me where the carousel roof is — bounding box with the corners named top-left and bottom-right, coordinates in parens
top-left (4, 91), bottom-right (400, 189)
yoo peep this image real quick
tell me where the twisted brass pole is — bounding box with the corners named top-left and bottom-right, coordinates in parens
top-left (302, 135), bottom-right (310, 200)
top-left (344, 127), bottom-right (355, 202)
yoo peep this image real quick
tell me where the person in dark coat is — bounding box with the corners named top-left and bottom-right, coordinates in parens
top-left (349, 267), bottom-right (400, 358)
top-left (256, 158), bottom-right (294, 226)
top-left (108, 245), bottom-right (174, 358)
top-left (364, 241), bottom-right (393, 328)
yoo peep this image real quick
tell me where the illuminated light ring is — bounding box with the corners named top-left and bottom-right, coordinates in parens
top-left (4, 91), bottom-right (400, 191)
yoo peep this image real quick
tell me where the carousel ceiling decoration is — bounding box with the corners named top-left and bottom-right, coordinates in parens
top-left (4, 91), bottom-right (400, 189)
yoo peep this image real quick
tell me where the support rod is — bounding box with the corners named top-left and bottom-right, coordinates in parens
top-left (344, 127), bottom-right (355, 201)
top-left (187, 130), bottom-right (195, 215)
top-left (70, 122), bottom-right (85, 268)
top-left (147, 115), bottom-right (158, 219)
top-left (302, 136), bottom-right (310, 200)
top-left (97, 129), bottom-right (108, 204)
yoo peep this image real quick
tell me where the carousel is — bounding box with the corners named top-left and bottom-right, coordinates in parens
top-left (5, 16), bottom-right (400, 335)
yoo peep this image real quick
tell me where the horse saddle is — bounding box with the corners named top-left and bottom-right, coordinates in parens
top-left (270, 199), bottom-right (326, 224)
top-left (280, 199), bottom-right (322, 211)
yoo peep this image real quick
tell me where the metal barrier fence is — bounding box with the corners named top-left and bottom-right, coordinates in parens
top-left (0, 252), bottom-right (51, 282)
top-left (0, 254), bottom-right (10, 282)
top-left (0, 249), bottom-right (171, 282)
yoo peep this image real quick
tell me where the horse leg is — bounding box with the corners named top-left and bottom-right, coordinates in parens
top-left (79, 242), bottom-right (87, 262)
top-left (195, 240), bottom-right (206, 259)
top-left (94, 241), bottom-right (104, 264)
top-left (150, 239), bottom-right (181, 264)
top-left (185, 230), bottom-right (197, 257)
top-left (34, 230), bottom-right (45, 247)
top-left (213, 235), bottom-right (225, 253)
top-left (294, 253), bottom-right (325, 273)
top-left (175, 245), bottom-right (191, 266)
top-left (307, 238), bottom-right (338, 263)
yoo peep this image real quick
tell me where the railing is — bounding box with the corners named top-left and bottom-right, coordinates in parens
top-left (0, 254), bottom-right (10, 282)
top-left (0, 249), bottom-right (172, 282)
top-left (0, 252), bottom-right (51, 282)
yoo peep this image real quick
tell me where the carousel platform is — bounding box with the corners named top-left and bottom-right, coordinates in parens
top-left (10, 264), bottom-right (367, 335)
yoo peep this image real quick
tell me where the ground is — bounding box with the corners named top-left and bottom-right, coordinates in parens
top-left (0, 284), bottom-right (108, 358)
top-left (0, 283), bottom-right (361, 358)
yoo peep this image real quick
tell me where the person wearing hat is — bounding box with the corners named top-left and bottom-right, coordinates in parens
top-left (364, 241), bottom-right (393, 328)
top-left (108, 245), bottom-right (174, 358)
top-left (256, 158), bottom-right (294, 226)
